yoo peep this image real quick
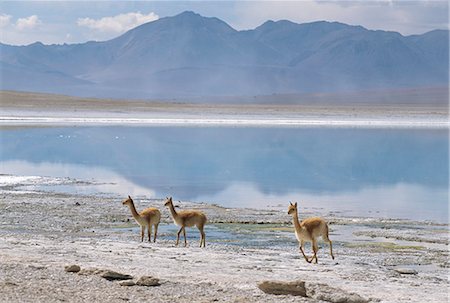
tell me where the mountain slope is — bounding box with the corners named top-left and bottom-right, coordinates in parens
top-left (0, 11), bottom-right (448, 99)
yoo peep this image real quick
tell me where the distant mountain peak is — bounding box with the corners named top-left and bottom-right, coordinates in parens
top-left (158, 10), bottom-right (236, 33)
top-left (0, 11), bottom-right (447, 99)
top-left (256, 19), bottom-right (296, 30)
top-left (169, 10), bottom-right (220, 23)
top-left (176, 10), bottom-right (201, 18)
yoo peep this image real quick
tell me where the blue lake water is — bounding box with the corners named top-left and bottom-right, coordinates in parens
top-left (0, 126), bottom-right (448, 222)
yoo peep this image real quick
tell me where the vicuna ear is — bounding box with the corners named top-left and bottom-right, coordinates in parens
top-left (289, 201), bottom-right (292, 206)
top-left (128, 195), bottom-right (131, 199)
top-left (294, 202), bottom-right (297, 207)
top-left (169, 197), bottom-right (172, 202)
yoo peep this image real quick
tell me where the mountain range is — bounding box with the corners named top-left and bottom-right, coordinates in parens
top-left (1, 11), bottom-right (448, 100)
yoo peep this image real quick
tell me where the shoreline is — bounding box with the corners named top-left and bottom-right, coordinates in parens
top-left (1, 90), bottom-right (448, 129)
top-left (1, 174), bottom-right (449, 302)
top-left (1, 115), bottom-right (448, 129)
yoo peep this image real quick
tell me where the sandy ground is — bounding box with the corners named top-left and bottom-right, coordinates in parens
top-left (0, 177), bottom-right (449, 303)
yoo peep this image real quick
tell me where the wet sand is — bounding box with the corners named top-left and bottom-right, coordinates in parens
top-left (0, 176), bottom-right (448, 303)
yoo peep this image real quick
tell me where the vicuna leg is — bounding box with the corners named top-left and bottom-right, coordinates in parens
top-left (148, 225), bottom-right (152, 242)
top-left (140, 226), bottom-right (145, 242)
top-left (176, 227), bottom-right (183, 246)
top-left (153, 224), bottom-right (158, 243)
top-left (312, 239), bottom-right (319, 264)
top-left (323, 228), bottom-right (334, 260)
top-left (183, 227), bottom-right (187, 247)
top-left (299, 240), bottom-right (311, 263)
top-left (328, 240), bottom-right (334, 260)
top-left (198, 225), bottom-right (206, 248)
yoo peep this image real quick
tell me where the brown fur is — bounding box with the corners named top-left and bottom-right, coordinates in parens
top-left (140, 208), bottom-right (160, 219)
top-left (164, 197), bottom-right (207, 247)
top-left (122, 195), bottom-right (161, 242)
top-left (288, 202), bottom-right (334, 263)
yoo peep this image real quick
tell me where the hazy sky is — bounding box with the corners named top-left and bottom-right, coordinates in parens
top-left (1, 1), bottom-right (448, 45)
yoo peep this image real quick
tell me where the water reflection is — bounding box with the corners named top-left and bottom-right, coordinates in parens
top-left (194, 181), bottom-right (448, 222)
top-left (0, 126), bottom-right (448, 222)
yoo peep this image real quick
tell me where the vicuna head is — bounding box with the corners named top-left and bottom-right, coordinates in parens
top-left (287, 202), bottom-right (298, 215)
top-left (122, 195), bottom-right (133, 206)
top-left (164, 197), bottom-right (173, 207)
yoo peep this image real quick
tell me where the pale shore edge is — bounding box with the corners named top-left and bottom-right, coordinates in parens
top-left (1, 116), bottom-right (449, 129)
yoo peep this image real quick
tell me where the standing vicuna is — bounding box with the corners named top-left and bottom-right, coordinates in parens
top-left (122, 195), bottom-right (161, 242)
top-left (287, 202), bottom-right (334, 263)
top-left (164, 197), bottom-right (207, 247)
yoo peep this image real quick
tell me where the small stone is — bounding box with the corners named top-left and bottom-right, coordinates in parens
top-left (394, 268), bottom-right (418, 275)
top-left (136, 276), bottom-right (160, 287)
top-left (64, 265), bottom-right (81, 273)
top-left (29, 265), bottom-right (46, 270)
top-left (100, 270), bottom-right (133, 281)
top-left (119, 280), bottom-right (136, 286)
top-left (258, 280), bottom-right (307, 296)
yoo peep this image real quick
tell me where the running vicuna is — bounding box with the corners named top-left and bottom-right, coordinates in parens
top-left (287, 202), bottom-right (334, 263)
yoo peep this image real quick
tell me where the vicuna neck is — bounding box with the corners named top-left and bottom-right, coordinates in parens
top-left (168, 203), bottom-right (178, 219)
top-left (127, 202), bottom-right (140, 219)
top-left (292, 210), bottom-right (302, 230)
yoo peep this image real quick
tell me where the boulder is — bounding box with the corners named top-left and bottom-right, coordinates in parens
top-left (257, 280), bottom-right (307, 296)
top-left (119, 280), bottom-right (136, 286)
top-left (258, 280), bottom-right (370, 303)
top-left (77, 268), bottom-right (133, 280)
top-left (64, 265), bottom-right (81, 273)
top-left (306, 282), bottom-right (369, 303)
top-left (100, 270), bottom-right (133, 281)
top-left (136, 276), bottom-right (160, 287)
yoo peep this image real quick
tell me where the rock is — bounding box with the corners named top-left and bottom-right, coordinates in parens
top-left (64, 265), bottom-right (81, 273)
top-left (119, 280), bottom-right (136, 286)
top-left (77, 268), bottom-right (133, 280)
top-left (136, 276), bottom-right (160, 287)
top-left (29, 265), bottom-right (46, 270)
top-left (78, 268), bottom-right (104, 276)
top-left (394, 268), bottom-right (418, 275)
top-left (100, 270), bottom-right (133, 281)
top-left (306, 282), bottom-right (369, 303)
top-left (258, 280), bottom-right (369, 303)
top-left (4, 281), bottom-right (18, 286)
top-left (257, 280), bottom-right (307, 296)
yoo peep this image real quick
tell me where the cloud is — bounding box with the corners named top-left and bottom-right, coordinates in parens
top-left (77, 11), bottom-right (159, 34)
top-left (16, 15), bottom-right (41, 31)
top-left (0, 14), bottom-right (12, 28)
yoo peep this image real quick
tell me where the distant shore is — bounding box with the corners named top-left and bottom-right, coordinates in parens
top-left (1, 90), bottom-right (448, 128)
top-left (0, 174), bottom-right (448, 302)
